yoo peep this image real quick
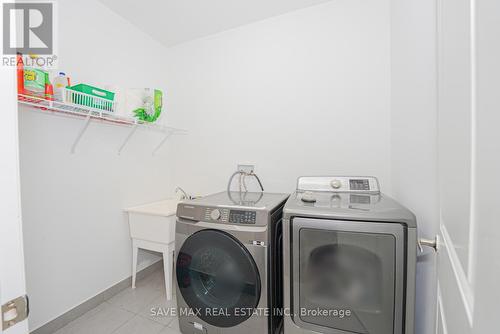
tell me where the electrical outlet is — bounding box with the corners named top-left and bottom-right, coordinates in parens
top-left (237, 164), bottom-right (255, 174)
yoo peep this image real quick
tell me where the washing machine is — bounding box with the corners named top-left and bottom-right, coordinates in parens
top-left (175, 191), bottom-right (289, 334)
top-left (283, 176), bottom-right (417, 334)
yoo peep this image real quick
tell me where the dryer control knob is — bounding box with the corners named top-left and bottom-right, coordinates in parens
top-left (301, 191), bottom-right (317, 203)
top-left (330, 179), bottom-right (342, 189)
top-left (210, 209), bottom-right (221, 220)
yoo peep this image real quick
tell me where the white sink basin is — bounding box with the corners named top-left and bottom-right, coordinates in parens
top-left (124, 199), bottom-right (179, 244)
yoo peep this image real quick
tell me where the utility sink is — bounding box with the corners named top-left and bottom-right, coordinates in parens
top-left (124, 199), bottom-right (179, 244)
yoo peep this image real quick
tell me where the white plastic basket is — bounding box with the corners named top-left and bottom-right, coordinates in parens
top-left (62, 88), bottom-right (116, 114)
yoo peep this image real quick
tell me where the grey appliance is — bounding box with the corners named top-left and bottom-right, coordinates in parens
top-left (283, 176), bottom-right (417, 334)
top-left (176, 191), bottom-right (289, 334)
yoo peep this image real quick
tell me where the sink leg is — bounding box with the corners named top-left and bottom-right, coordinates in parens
top-left (163, 244), bottom-right (174, 300)
top-left (132, 240), bottom-right (138, 289)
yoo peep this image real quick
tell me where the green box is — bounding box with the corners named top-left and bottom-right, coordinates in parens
top-left (67, 84), bottom-right (115, 112)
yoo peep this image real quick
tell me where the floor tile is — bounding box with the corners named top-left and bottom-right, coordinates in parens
top-left (167, 317), bottom-right (180, 331)
top-left (158, 325), bottom-right (182, 334)
top-left (139, 295), bottom-right (177, 326)
top-left (140, 269), bottom-right (167, 292)
top-left (107, 282), bottom-right (162, 314)
top-left (53, 269), bottom-right (179, 334)
top-left (112, 315), bottom-right (165, 334)
top-left (54, 302), bottom-right (133, 334)
top-left (142, 266), bottom-right (177, 298)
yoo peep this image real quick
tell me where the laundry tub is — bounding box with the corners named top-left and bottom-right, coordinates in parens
top-left (124, 198), bottom-right (179, 300)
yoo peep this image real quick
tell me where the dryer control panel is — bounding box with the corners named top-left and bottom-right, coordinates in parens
top-left (297, 176), bottom-right (380, 194)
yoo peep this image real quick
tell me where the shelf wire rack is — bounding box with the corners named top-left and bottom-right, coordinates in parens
top-left (18, 94), bottom-right (187, 154)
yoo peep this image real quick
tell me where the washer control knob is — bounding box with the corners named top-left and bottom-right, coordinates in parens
top-left (210, 209), bottom-right (221, 220)
top-left (330, 179), bottom-right (342, 189)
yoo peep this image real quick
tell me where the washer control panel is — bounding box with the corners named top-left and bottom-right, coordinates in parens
top-left (204, 208), bottom-right (229, 222)
top-left (228, 210), bottom-right (257, 224)
top-left (202, 208), bottom-right (256, 224)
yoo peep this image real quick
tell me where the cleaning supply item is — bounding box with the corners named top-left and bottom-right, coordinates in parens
top-left (45, 80), bottom-right (54, 101)
top-left (16, 53), bottom-right (24, 95)
top-left (52, 72), bottom-right (70, 101)
top-left (20, 54), bottom-right (53, 100)
top-left (125, 88), bottom-right (163, 123)
top-left (23, 66), bottom-right (49, 98)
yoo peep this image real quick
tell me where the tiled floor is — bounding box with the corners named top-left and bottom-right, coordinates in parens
top-left (54, 268), bottom-right (181, 334)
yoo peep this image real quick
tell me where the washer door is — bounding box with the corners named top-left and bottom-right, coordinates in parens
top-left (176, 229), bottom-right (261, 328)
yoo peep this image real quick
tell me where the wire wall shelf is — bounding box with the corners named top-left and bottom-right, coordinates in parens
top-left (18, 94), bottom-right (187, 155)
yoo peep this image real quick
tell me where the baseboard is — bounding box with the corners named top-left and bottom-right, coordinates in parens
top-left (30, 260), bottom-right (163, 334)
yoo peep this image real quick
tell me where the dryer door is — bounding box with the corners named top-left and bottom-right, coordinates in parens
top-left (291, 218), bottom-right (405, 334)
top-left (176, 229), bottom-right (261, 328)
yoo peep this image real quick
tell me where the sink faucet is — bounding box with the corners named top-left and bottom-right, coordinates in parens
top-left (175, 187), bottom-right (190, 200)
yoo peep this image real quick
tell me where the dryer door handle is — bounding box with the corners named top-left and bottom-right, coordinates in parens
top-left (418, 236), bottom-right (440, 253)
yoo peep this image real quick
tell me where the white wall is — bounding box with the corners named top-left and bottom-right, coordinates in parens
top-left (19, 0), bottom-right (174, 330)
top-left (163, 0), bottom-right (392, 196)
top-left (390, 1), bottom-right (439, 333)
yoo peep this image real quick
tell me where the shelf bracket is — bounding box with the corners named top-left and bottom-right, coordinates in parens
top-left (118, 124), bottom-right (138, 155)
top-left (71, 115), bottom-right (91, 154)
top-left (152, 130), bottom-right (174, 156)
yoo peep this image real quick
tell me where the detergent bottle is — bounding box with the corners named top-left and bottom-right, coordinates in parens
top-left (52, 72), bottom-right (71, 101)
